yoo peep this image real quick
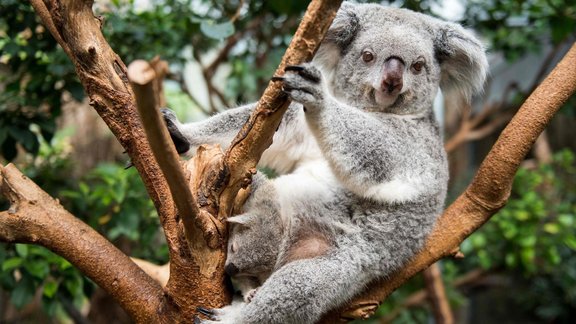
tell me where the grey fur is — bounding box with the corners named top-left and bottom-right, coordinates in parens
top-left (166, 3), bottom-right (487, 323)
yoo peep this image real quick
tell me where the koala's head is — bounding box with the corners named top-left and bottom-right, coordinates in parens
top-left (224, 210), bottom-right (283, 280)
top-left (314, 2), bottom-right (488, 114)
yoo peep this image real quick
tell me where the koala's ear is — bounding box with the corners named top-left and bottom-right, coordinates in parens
top-left (434, 22), bottom-right (489, 101)
top-left (227, 214), bottom-right (253, 226)
top-left (314, 2), bottom-right (360, 69)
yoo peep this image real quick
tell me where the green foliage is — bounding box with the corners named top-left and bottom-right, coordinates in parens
top-left (464, 0), bottom-right (576, 61)
top-left (0, 133), bottom-right (165, 317)
top-left (455, 149), bottom-right (576, 321)
top-left (0, 0), bottom-right (81, 161)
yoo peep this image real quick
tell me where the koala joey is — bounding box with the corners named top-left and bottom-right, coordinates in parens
top-left (164, 2), bottom-right (488, 323)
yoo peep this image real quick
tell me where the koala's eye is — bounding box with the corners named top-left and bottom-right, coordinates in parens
top-left (361, 50), bottom-right (375, 63)
top-left (231, 242), bottom-right (237, 253)
top-left (411, 61), bottom-right (425, 74)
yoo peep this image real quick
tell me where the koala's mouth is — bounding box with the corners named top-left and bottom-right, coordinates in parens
top-left (370, 89), bottom-right (404, 111)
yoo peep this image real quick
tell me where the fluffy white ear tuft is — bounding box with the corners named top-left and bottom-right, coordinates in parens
top-left (313, 2), bottom-right (359, 71)
top-left (434, 22), bottom-right (489, 101)
top-left (227, 214), bottom-right (253, 226)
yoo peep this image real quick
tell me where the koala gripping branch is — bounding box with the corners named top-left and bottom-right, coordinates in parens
top-left (219, 0), bottom-right (343, 217)
top-left (320, 42), bottom-right (576, 322)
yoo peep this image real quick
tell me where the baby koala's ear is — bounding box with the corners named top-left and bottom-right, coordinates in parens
top-left (227, 214), bottom-right (254, 226)
top-left (433, 21), bottom-right (489, 101)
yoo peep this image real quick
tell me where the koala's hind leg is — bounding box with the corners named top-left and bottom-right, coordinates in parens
top-left (236, 243), bottom-right (379, 324)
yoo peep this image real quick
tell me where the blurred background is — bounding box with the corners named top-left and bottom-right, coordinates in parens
top-left (0, 0), bottom-right (574, 323)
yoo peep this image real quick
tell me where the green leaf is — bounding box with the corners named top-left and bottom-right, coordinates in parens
top-left (200, 20), bottom-right (234, 40)
top-left (15, 244), bottom-right (29, 258)
top-left (11, 277), bottom-right (36, 309)
top-left (24, 260), bottom-right (50, 278)
top-left (2, 257), bottom-right (23, 271)
top-left (543, 223), bottom-right (560, 234)
top-left (43, 280), bottom-right (59, 298)
top-left (564, 236), bottom-right (576, 250)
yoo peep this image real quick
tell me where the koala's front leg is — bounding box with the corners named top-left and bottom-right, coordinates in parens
top-left (274, 63), bottom-right (328, 113)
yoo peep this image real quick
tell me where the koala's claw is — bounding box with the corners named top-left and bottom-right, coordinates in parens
top-left (280, 64), bottom-right (325, 109)
top-left (196, 307), bottom-right (217, 320)
top-left (285, 64), bottom-right (321, 83)
top-left (160, 108), bottom-right (191, 154)
top-left (284, 64), bottom-right (306, 72)
top-left (271, 76), bottom-right (285, 82)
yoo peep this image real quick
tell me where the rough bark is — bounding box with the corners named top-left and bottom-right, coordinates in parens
top-left (4, 0), bottom-right (340, 322)
top-left (319, 42), bottom-right (576, 322)
top-left (0, 164), bottom-right (164, 323)
top-left (217, 0), bottom-right (343, 217)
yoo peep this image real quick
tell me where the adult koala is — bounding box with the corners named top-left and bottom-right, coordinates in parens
top-left (164, 2), bottom-right (487, 323)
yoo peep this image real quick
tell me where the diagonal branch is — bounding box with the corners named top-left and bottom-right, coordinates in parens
top-left (0, 164), bottom-right (164, 323)
top-left (218, 0), bottom-right (344, 217)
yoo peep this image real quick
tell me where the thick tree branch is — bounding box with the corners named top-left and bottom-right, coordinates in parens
top-left (28, 0), bottom-right (181, 254)
top-left (217, 0), bottom-right (343, 218)
top-left (321, 42), bottom-right (576, 322)
top-left (28, 0), bottom-right (228, 320)
top-left (0, 164), bottom-right (164, 323)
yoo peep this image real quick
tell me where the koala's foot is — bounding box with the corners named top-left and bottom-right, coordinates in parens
top-left (244, 288), bottom-right (258, 303)
top-left (160, 108), bottom-right (191, 154)
top-left (195, 301), bottom-right (245, 324)
top-left (273, 63), bottom-right (325, 112)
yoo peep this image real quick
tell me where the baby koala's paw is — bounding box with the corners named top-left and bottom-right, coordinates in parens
top-left (273, 63), bottom-right (326, 113)
top-left (244, 288), bottom-right (258, 303)
top-left (195, 300), bottom-right (245, 324)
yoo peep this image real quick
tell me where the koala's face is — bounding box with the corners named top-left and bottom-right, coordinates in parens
top-left (332, 24), bottom-right (440, 115)
top-left (315, 4), bottom-right (488, 114)
top-left (225, 214), bottom-right (281, 279)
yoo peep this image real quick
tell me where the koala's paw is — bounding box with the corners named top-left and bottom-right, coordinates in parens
top-left (160, 108), bottom-right (191, 154)
top-left (195, 301), bottom-right (245, 324)
top-left (244, 288), bottom-right (258, 303)
top-left (273, 63), bottom-right (326, 112)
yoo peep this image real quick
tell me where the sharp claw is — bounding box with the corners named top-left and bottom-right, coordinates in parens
top-left (271, 76), bottom-right (284, 82)
top-left (284, 65), bottom-right (305, 72)
top-left (124, 160), bottom-right (133, 169)
top-left (196, 307), bottom-right (216, 320)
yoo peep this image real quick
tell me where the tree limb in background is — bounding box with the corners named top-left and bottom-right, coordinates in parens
top-left (320, 42), bottom-right (576, 322)
top-left (423, 263), bottom-right (454, 324)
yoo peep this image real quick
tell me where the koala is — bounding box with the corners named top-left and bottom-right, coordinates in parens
top-left (164, 2), bottom-right (488, 323)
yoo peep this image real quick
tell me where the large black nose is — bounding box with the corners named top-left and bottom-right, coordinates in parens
top-left (381, 57), bottom-right (404, 95)
top-left (224, 263), bottom-right (239, 276)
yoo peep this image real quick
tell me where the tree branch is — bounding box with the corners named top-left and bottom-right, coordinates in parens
top-left (321, 42), bottom-right (576, 322)
top-left (0, 164), bottom-right (164, 323)
top-left (217, 0), bottom-right (343, 217)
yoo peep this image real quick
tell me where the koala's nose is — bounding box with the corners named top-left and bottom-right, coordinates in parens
top-left (224, 263), bottom-right (239, 276)
top-left (382, 57), bottom-right (404, 95)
